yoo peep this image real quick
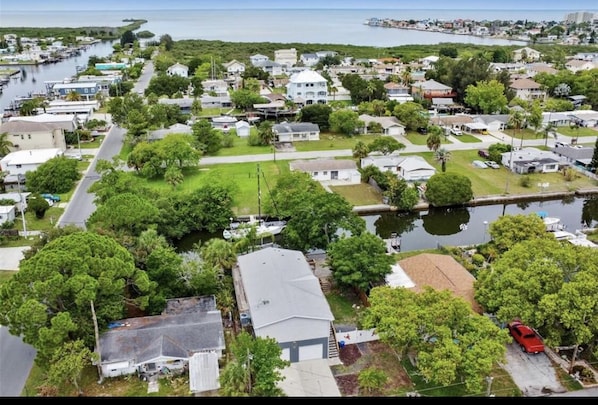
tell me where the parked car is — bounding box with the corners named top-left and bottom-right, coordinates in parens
top-left (508, 321), bottom-right (545, 354)
top-left (484, 160), bottom-right (500, 169)
top-left (478, 149), bottom-right (490, 158)
top-left (417, 127), bottom-right (428, 135)
top-left (472, 160), bottom-right (488, 168)
top-left (450, 128), bottom-right (463, 136)
top-left (41, 193), bottom-right (61, 202)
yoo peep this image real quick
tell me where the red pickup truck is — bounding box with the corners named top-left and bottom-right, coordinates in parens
top-left (508, 321), bottom-right (545, 354)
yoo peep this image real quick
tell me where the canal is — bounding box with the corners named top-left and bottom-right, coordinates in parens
top-left (175, 195), bottom-right (598, 252)
top-left (0, 40), bottom-right (116, 113)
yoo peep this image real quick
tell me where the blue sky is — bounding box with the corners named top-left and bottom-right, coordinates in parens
top-left (3, 0), bottom-right (598, 11)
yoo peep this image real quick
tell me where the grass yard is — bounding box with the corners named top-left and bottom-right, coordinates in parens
top-left (293, 133), bottom-right (383, 152)
top-left (13, 206), bottom-right (64, 232)
top-left (556, 126), bottom-right (598, 139)
top-left (453, 133), bottom-right (483, 143)
top-left (328, 183), bottom-right (383, 206)
top-left (404, 132), bottom-right (454, 146)
top-left (415, 150), bottom-right (598, 197)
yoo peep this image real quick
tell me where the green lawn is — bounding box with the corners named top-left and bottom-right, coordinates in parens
top-left (329, 183), bottom-right (383, 206)
top-left (416, 150), bottom-right (598, 197)
top-left (557, 126), bottom-right (598, 139)
top-left (293, 133), bottom-right (384, 151)
top-left (404, 132), bottom-right (454, 146)
top-left (453, 133), bottom-right (483, 143)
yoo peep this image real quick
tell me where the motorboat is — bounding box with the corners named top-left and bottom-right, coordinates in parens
top-left (223, 215), bottom-right (286, 240)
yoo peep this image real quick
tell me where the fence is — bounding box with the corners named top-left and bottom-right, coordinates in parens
top-left (335, 327), bottom-right (379, 346)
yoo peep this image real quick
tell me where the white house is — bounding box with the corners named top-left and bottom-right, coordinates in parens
top-left (166, 62), bottom-right (189, 78)
top-left (396, 156), bottom-right (436, 182)
top-left (361, 155), bottom-right (404, 175)
top-left (286, 70), bottom-right (328, 105)
top-left (358, 114), bottom-right (405, 136)
top-left (501, 147), bottom-right (561, 174)
top-left (223, 59), bottom-right (245, 76)
top-left (235, 120), bottom-right (251, 137)
top-left (0, 205), bottom-right (16, 226)
top-left (272, 122), bottom-right (320, 142)
top-left (0, 148), bottom-right (64, 176)
top-left (201, 79), bottom-right (229, 97)
top-left (299, 53), bottom-right (320, 67)
top-left (249, 54), bottom-right (269, 66)
top-left (211, 116), bottom-right (237, 132)
top-left (0, 116), bottom-right (72, 152)
top-left (289, 159), bottom-right (361, 184)
top-left (512, 47), bottom-right (542, 62)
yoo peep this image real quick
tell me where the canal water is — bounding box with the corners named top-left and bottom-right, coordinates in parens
top-left (175, 195), bottom-right (598, 252)
top-left (0, 40), bottom-right (116, 113)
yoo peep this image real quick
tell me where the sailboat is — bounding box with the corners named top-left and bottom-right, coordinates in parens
top-left (223, 164), bottom-right (286, 241)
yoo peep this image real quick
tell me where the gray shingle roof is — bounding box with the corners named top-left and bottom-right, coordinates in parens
top-left (273, 122), bottom-right (319, 133)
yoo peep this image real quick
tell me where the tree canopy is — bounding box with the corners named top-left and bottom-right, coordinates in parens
top-left (425, 173), bottom-right (473, 207)
top-left (0, 232), bottom-right (152, 366)
top-left (25, 156), bottom-right (81, 194)
top-left (362, 286), bottom-right (510, 394)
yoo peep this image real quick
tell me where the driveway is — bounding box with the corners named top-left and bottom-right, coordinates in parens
top-left (501, 342), bottom-right (567, 397)
top-left (0, 246), bottom-right (30, 271)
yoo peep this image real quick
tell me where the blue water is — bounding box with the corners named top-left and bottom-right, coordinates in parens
top-left (0, 9), bottom-right (556, 45)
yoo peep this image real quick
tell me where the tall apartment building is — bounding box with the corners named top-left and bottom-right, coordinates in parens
top-left (564, 11), bottom-right (597, 24)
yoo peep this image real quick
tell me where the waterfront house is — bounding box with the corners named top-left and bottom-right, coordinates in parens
top-left (358, 114), bottom-right (405, 136)
top-left (289, 159), bottom-right (361, 185)
top-left (96, 296), bottom-right (224, 394)
top-left (233, 247), bottom-right (336, 363)
top-left (2, 114), bottom-right (75, 151)
top-left (211, 116), bottom-right (237, 132)
top-left (166, 62), bottom-right (189, 78)
top-left (272, 122), bottom-right (320, 142)
top-left (551, 145), bottom-right (594, 171)
top-left (52, 82), bottom-right (100, 101)
top-left (94, 62), bottom-right (127, 70)
top-left (200, 94), bottom-right (232, 109)
top-left (389, 254), bottom-right (482, 314)
top-left (501, 147), bottom-right (561, 174)
top-left (396, 156), bottom-right (436, 182)
top-left (286, 70), bottom-right (328, 106)
top-left (512, 47), bottom-right (542, 62)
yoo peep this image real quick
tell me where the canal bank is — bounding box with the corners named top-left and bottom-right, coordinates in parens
top-left (353, 188), bottom-right (598, 215)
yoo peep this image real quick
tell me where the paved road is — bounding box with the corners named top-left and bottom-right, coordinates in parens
top-left (0, 326), bottom-right (37, 397)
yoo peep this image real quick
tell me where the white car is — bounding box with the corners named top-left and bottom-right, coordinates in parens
top-left (472, 160), bottom-right (488, 168)
top-left (484, 160), bottom-right (500, 169)
top-left (450, 128), bottom-right (463, 136)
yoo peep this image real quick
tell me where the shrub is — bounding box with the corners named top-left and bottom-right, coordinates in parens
top-left (472, 253), bottom-right (485, 266)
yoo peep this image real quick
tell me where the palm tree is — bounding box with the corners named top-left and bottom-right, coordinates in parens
top-left (543, 122), bottom-right (556, 147)
top-left (508, 109), bottom-right (525, 149)
top-left (426, 126), bottom-right (443, 152)
top-left (0, 132), bottom-right (14, 157)
top-left (434, 147), bottom-right (452, 172)
top-left (352, 141), bottom-right (369, 167)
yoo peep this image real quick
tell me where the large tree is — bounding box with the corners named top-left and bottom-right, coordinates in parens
top-left (425, 172), bottom-right (473, 207)
top-left (327, 232), bottom-right (395, 291)
top-left (25, 156), bottom-right (81, 194)
top-left (392, 101), bottom-right (428, 131)
top-left (367, 136), bottom-right (405, 155)
top-left (488, 213), bottom-right (553, 253)
top-left (328, 109), bottom-right (361, 135)
top-left (464, 79), bottom-right (508, 114)
top-left (0, 232), bottom-right (152, 366)
top-left (362, 286), bottom-right (510, 394)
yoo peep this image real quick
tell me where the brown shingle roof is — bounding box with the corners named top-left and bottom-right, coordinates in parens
top-left (398, 253), bottom-right (482, 313)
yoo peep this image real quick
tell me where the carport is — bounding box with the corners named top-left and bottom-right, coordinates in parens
top-left (464, 122), bottom-right (489, 134)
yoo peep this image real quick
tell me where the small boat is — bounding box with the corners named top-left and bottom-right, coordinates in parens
top-left (222, 163), bottom-right (286, 241)
top-left (223, 215), bottom-right (286, 241)
top-left (536, 211), bottom-right (564, 232)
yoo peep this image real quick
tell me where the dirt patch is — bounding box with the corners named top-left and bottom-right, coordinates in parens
top-left (332, 340), bottom-right (413, 396)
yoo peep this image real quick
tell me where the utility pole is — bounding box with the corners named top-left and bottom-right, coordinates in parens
top-left (91, 300), bottom-right (104, 384)
top-left (485, 376), bottom-right (494, 397)
top-left (17, 174), bottom-right (27, 238)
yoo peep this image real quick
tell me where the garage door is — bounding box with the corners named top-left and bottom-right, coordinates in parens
top-left (281, 348), bottom-right (290, 361)
top-left (298, 344), bottom-right (323, 361)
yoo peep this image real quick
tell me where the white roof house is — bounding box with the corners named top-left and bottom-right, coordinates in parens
top-left (397, 155), bottom-right (436, 182)
top-left (0, 148), bottom-right (63, 176)
top-left (289, 158), bottom-right (361, 184)
top-left (286, 70), bottom-right (328, 105)
top-left (0, 205), bottom-right (16, 226)
top-left (166, 62), bottom-right (189, 78)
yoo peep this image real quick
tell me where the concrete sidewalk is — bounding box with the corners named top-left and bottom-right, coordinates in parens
top-left (0, 246), bottom-right (31, 271)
